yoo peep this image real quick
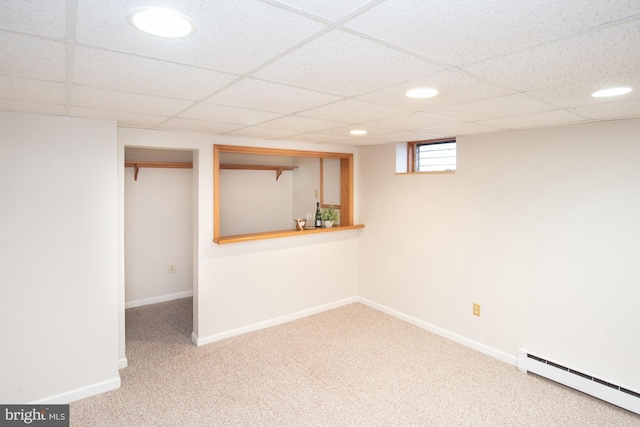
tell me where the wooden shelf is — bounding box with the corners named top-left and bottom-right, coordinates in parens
top-left (220, 164), bottom-right (298, 181)
top-left (125, 161), bottom-right (193, 181)
top-left (214, 224), bottom-right (365, 244)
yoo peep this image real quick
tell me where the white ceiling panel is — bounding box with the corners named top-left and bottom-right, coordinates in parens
top-left (178, 103), bottom-right (282, 125)
top-left (70, 107), bottom-right (167, 128)
top-left (429, 94), bottom-right (556, 122)
top-left (426, 123), bottom-right (503, 137)
top-left (254, 29), bottom-right (444, 96)
top-left (226, 127), bottom-right (302, 140)
top-left (356, 69), bottom-right (515, 111)
top-left (157, 118), bottom-right (244, 134)
top-left (476, 110), bottom-right (587, 130)
top-left (345, 0), bottom-right (640, 66)
top-left (299, 99), bottom-right (410, 123)
top-left (76, 0), bottom-right (326, 74)
top-left (206, 78), bottom-right (342, 114)
top-left (0, 33), bottom-right (65, 81)
top-left (73, 47), bottom-right (237, 100)
top-left (0, 100), bottom-right (65, 116)
top-left (0, 76), bottom-right (65, 104)
top-left (272, 0), bottom-right (374, 21)
top-left (362, 112), bottom-right (460, 131)
top-left (0, 0), bottom-right (66, 39)
top-left (463, 21), bottom-right (640, 93)
top-left (1, 2), bottom-right (639, 145)
top-left (72, 86), bottom-right (194, 116)
top-left (570, 99), bottom-right (640, 120)
top-left (259, 115), bottom-right (347, 132)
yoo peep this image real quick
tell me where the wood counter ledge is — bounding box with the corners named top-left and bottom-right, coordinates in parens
top-left (214, 224), bottom-right (365, 244)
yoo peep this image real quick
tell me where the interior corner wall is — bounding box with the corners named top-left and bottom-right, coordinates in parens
top-left (0, 112), bottom-right (120, 403)
top-left (357, 118), bottom-right (640, 391)
top-left (124, 166), bottom-right (193, 306)
top-left (118, 128), bottom-right (359, 349)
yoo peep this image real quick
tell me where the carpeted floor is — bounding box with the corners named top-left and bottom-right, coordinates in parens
top-left (70, 298), bottom-right (640, 426)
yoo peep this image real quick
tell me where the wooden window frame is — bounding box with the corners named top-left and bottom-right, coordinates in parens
top-left (214, 145), bottom-right (362, 244)
top-left (407, 137), bottom-right (456, 173)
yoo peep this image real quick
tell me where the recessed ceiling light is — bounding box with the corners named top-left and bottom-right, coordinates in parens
top-left (129, 7), bottom-right (195, 38)
top-left (350, 130), bottom-right (367, 136)
top-left (591, 87), bottom-right (632, 98)
top-left (405, 87), bottom-right (438, 99)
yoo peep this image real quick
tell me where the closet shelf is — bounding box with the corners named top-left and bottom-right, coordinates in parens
top-left (125, 161), bottom-right (193, 181)
top-left (220, 164), bottom-right (298, 181)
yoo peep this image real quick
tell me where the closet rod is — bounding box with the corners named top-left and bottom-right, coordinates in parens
top-left (125, 161), bottom-right (193, 181)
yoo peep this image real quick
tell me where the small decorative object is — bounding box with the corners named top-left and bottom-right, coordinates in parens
top-left (321, 205), bottom-right (339, 228)
top-left (294, 218), bottom-right (306, 231)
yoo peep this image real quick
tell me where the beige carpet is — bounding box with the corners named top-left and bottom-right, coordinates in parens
top-left (71, 298), bottom-right (639, 426)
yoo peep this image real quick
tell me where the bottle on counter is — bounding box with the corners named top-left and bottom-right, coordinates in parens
top-left (315, 202), bottom-right (322, 228)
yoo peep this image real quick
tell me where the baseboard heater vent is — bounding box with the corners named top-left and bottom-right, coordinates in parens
top-left (518, 349), bottom-right (639, 415)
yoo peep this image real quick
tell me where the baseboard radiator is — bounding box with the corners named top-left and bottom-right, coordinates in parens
top-left (518, 349), bottom-right (640, 415)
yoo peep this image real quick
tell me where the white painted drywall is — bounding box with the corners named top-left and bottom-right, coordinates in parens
top-left (0, 112), bottom-right (119, 403)
top-left (124, 166), bottom-right (193, 307)
top-left (357, 118), bottom-right (640, 390)
top-left (117, 128), bottom-right (360, 355)
top-left (292, 157), bottom-right (321, 221)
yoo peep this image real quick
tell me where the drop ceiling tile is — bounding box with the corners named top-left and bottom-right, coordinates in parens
top-left (75, 0), bottom-right (325, 74)
top-left (463, 20), bottom-right (640, 92)
top-left (570, 98), bottom-right (640, 120)
top-left (259, 115), bottom-right (346, 132)
top-left (279, 133), bottom-right (346, 143)
top-left (362, 112), bottom-right (460, 131)
top-left (226, 127), bottom-right (302, 139)
top-left (426, 123), bottom-right (503, 137)
top-left (429, 94), bottom-right (555, 122)
top-left (476, 109), bottom-right (587, 130)
top-left (72, 86), bottom-right (194, 116)
top-left (357, 69), bottom-right (515, 111)
top-left (73, 47), bottom-right (237, 100)
top-left (156, 118), bottom-right (244, 134)
top-left (345, 0), bottom-right (640, 65)
top-left (0, 76), bottom-right (65, 104)
top-left (299, 99), bottom-right (411, 123)
top-left (0, 33), bottom-right (65, 81)
top-left (0, 0), bottom-right (66, 38)
top-left (70, 107), bottom-right (167, 128)
top-left (342, 131), bottom-right (445, 146)
top-left (179, 103), bottom-right (282, 126)
top-left (525, 78), bottom-right (640, 109)
top-left (318, 125), bottom-right (393, 138)
top-left (0, 99), bottom-right (65, 116)
top-left (254, 29), bottom-right (444, 96)
top-left (272, 0), bottom-right (372, 21)
top-left (206, 78), bottom-right (342, 114)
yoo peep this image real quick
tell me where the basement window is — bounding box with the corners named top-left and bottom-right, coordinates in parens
top-left (407, 138), bottom-right (456, 173)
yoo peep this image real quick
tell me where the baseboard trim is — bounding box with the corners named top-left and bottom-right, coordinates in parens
top-left (30, 376), bottom-right (121, 404)
top-left (125, 290), bottom-right (193, 309)
top-left (357, 297), bottom-right (517, 366)
top-left (193, 296), bottom-right (359, 347)
top-left (119, 357), bottom-right (128, 369)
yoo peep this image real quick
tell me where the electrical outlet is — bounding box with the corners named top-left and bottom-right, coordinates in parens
top-left (314, 189), bottom-right (318, 198)
top-left (169, 265), bottom-right (176, 274)
top-left (473, 303), bottom-right (481, 316)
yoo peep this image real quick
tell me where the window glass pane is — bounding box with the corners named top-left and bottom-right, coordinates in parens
top-left (417, 141), bottom-right (456, 172)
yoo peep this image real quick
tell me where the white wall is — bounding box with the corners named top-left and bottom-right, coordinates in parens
top-left (357, 118), bottom-right (640, 390)
top-left (0, 112), bottom-right (119, 403)
top-left (124, 166), bottom-right (193, 307)
top-left (118, 128), bottom-right (360, 354)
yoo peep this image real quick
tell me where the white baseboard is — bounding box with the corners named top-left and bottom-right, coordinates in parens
top-left (193, 296), bottom-right (359, 347)
top-left (119, 357), bottom-right (128, 369)
top-left (125, 290), bottom-right (193, 309)
top-left (357, 297), bottom-right (518, 366)
top-left (30, 377), bottom-right (121, 404)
